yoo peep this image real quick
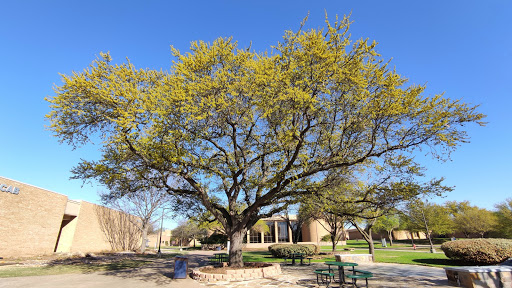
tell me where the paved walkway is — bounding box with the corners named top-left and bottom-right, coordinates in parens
top-left (0, 251), bottom-right (454, 288)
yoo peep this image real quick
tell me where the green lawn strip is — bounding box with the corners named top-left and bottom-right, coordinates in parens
top-left (0, 259), bottom-right (152, 278)
top-left (373, 250), bottom-right (453, 267)
top-left (242, 249), bottom-right (463, 268)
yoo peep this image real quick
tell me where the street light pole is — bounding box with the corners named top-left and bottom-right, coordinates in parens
top-left (157, 208), bottom-right (168, 257)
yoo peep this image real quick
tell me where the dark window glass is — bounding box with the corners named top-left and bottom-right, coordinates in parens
top-left (264, 222), bottom-right (275, 243)
top-left (277, 222), bottom-right (288, 242)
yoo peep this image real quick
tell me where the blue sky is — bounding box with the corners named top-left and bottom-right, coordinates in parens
top-left (1, 1), bottom-right (510, 228)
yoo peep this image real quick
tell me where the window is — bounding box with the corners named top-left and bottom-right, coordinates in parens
top-left (277, 222), bottom-right (289, 242)
top-left (264, 222), bottom-right (275, 243)
top-left (249, 229), bottom-right (261, 243)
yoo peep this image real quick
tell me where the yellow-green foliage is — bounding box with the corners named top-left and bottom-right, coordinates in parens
top-left (441, 239), bottom-right (512, 265)
top-left (45, 14), bottom-right (485, 267)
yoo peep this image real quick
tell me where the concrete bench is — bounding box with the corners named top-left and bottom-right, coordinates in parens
top-left (444, 265), bottom-right (512, 288)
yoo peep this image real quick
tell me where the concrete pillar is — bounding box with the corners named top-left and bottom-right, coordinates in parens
top-left (274, 221), bottom-right (279, 243)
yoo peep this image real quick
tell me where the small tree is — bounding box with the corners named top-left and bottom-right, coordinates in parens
top-left (374, 214), bottom-right (400, 246)
top-left (94, 205), bottom-right (141, 251)
top-left (315, 212), bottom-right (348, 252)
top-left (349, 216), bottom-right (379, 256)
top-left (172, 221), bottom-right (207, 247)
top-left (251, 220), bottom-right (270, 234)
top-left (405, 200), bottom-right (453, 252)
top-left (494, 198), bottom-right (512, 238)
top-left (398, 212), bottom-right (420, 246)
top-left (100, 184), bottom-right (177, 253)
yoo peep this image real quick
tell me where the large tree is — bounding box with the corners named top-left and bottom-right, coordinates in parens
top-left (447, 200), bottom-right (496, 238)
top-left (494, 198), bottom-right (512, 238)
top-left (46, 15), bottom-right (484, 267)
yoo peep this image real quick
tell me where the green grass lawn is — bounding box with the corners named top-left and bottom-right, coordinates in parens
top-left (0, 259), bottom-right (151, 278)
top-left (321, 240), bottom-right (438, 252)
top-left (373, 250), bottom-right (454, 267)
top-left (243, 246), bottom-right (464, 268)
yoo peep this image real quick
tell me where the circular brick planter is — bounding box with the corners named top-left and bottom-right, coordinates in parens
top-left (191, 262), bottom-right (282, 282)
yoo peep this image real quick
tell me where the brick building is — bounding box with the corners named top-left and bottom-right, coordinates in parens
top-left (244, 215), bottom-right (336, 248)
top-left (0, 176), bottom-right (137, 258)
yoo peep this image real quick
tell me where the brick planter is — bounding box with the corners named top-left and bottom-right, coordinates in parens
top-left (191, 262), bottom-right (282, 282)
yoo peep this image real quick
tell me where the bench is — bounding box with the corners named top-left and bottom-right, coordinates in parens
top-left (314, 269), bottom-right (335, 287)
top-left (353, 269), bottom-right (372, 274)
top-left (346, 270), bottom-right (373, 288)
top-left (306, 257), bottom-right (313, 265)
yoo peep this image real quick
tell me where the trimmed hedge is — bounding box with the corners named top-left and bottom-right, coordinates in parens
top-left (268, 244), bottom-right (320, 258)
top-left (441, 238), bottom-right (512, 265)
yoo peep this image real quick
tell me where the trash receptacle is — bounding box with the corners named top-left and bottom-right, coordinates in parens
top-left (174, 257), bottom-right (188, 279)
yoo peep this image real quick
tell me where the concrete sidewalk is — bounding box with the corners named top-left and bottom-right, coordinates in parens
top-left (0, 251), bottom-right (454, 288)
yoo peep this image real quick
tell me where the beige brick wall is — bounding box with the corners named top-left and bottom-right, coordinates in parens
top-left (55, 216), bottom-right (78, 253)
top-left (0, 177), bottom-right (68, 258)
top-left (69, 201), bottom-right (112, 253)
top-left (301, 219), bottom-right (329, 242)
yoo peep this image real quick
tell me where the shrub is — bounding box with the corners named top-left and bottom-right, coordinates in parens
top-left (441, 238), bottom-right (512, 265)
top-left (200, 234), bottom-right (228, 245)
top-left (321, 234), bottom-right (331, 242)
top-left (268, 244), bottom-right (320, 257)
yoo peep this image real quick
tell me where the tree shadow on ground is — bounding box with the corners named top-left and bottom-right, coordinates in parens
top-left (99, 253), bottom-right (208, 285)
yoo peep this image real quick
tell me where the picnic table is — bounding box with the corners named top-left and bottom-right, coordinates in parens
top-left (214, 253), bottom-right (228, 262)
top-left (290, 253), bottom-right (305, 265)
top-left (324, 261), bottom-right (358, 284)
top-left (208, 253), bottom-right (228, 264)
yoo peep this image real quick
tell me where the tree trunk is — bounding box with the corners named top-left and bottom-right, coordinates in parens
top-left (352, 221), bottom-right (376, 260)
top-left (368, 237), bottom-right (375, 257)
top-left (388, 230), bottom-right (394, 246)
top-left (228, 228), bottom-right (247, 268)
top-left (427, 232), bottom-right (436, 253)
top-left (140, 225), bottom-right (148, 253)
top-left (331, 235), bottom-right (337, 252)
top-left (421, 208), bottom-right (436, 253)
